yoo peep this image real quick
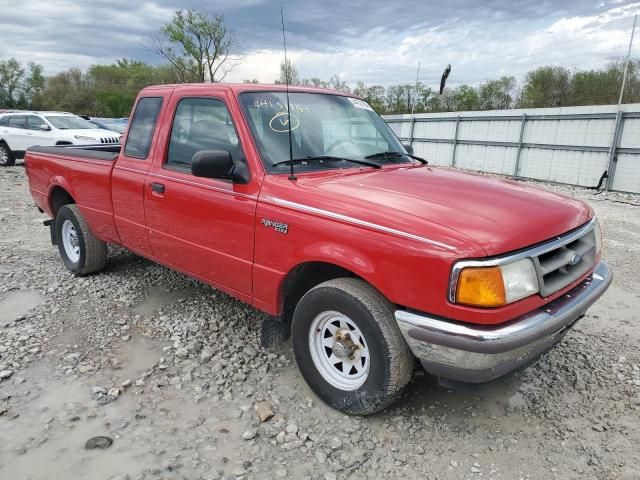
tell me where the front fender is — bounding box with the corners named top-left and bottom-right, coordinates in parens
top-left (252, 241), bottom-right (384, 317)
top-left (300, 241), bottom-right (376, 277)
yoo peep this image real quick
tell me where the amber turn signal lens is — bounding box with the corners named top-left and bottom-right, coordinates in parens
top-left (456, 267), bottom-right (507, 307)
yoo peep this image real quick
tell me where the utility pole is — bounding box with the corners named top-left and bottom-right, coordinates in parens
top-left (618, 14), bottom-right (637, 106)
top-left (608, 14), bottom-right (637, 191)
top-left (411, 61), bottom-right (421, 115)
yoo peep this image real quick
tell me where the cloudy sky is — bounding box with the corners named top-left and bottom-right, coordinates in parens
top-left (1, 0), bottom-right (639, 88)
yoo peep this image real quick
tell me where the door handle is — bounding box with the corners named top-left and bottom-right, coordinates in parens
top-left (150, 182), bottom-right (165, 194)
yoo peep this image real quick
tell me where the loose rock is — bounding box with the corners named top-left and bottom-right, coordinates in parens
top-left (85, 436), bottom-right (113, 450)
top-left (254, 401), bottom-right (274, 422)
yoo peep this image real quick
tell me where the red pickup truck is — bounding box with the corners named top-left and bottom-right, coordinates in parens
top-left (24, 84), bottom-right (612, 414)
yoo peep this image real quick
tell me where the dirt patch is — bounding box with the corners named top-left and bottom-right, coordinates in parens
top-left (0, 289), bottom-right (43, 326)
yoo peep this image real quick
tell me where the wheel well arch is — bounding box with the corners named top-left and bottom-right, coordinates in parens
top-left (280, 261), bottom-right (361, 323)
top-left (50, 186), bottom-right (76, 216)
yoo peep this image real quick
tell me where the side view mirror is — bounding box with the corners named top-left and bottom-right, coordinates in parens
top-left (36, 124), bottom-right (51, 131)
top-left (191, 150), bottom-right (249, 184)
top-left (403, 143), bottom-right (414, 156)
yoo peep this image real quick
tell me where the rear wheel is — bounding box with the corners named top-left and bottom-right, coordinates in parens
top-left (292, 278), bottom-right (414, 415)
top-left (0, 143), bottom-right (15, 167)
top-left (55, 204), bottom-right (107, 275)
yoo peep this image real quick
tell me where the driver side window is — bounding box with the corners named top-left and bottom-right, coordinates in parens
top-left (166, 97), bottom-right (241, 171)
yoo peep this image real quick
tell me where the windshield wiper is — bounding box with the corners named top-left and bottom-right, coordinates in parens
top-left (273, 155), bottom-right (382, 169)
top-left (365, 151), bottom-right (428, 164)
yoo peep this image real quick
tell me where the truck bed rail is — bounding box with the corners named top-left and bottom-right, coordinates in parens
top-left (27, 144), bottom-right (120, 162)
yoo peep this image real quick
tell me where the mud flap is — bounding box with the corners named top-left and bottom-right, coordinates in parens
top-left (44, 219), bottom-right (56, 245)
top-left (260, 314), bottom-right (291, 349)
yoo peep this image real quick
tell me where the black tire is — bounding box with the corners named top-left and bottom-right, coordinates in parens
top-left (292, 278), bottom-right (414, 415)
top-left (0, 142), bottom-right (15, 167)
top-left (55, 204), bottom-right (107, 275)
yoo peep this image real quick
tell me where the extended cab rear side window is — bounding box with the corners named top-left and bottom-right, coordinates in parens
top-left (0, 116), bottom-right (9, 126)
top-left (165, 97), bottom-right (241, 171)
top-left (124, 97), bottom-right (163, 159)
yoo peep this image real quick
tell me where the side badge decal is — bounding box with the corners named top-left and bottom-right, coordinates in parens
top-left (261, 218), bottom-right (289, 234)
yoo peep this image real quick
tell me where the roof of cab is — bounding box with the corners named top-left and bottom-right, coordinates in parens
top-left (139, 83), bottom-right (356, 98)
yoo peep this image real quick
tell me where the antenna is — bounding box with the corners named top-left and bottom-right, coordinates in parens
top-left (280, 7), bottom-right (296, 181)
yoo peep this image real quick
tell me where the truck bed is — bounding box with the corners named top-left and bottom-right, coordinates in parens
top-left (24, 144), bottom-right (121, 244)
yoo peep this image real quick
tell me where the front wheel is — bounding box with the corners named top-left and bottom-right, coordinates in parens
top-left (0, 143), bottom-right (15, 167)
top-left (55, 204), bottom-right (107, 275)
top-left (292, 278), bottom-right (414, 415)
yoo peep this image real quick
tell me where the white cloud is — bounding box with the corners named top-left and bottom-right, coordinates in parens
top-left (226, 2), bottom-right (640, 88)
top-left (2, 0), bottom-right (640, 89)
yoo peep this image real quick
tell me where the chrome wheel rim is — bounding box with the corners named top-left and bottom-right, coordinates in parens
top-left (0, 146), bottom-right (7, 165)
top-left (61, 220), bottom-right (80, 263)
top-left (309, 311), bottom-right (370, 391)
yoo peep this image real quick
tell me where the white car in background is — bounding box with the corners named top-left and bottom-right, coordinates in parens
top-left (0, 111), bottom-right (121, 166)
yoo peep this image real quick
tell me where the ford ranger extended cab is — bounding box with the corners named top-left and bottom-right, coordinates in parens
top-left (24, 84), bottom-right (612, 415)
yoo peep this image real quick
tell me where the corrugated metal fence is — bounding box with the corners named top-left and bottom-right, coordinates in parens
top-left (384, 104), bottom-right (640, 194)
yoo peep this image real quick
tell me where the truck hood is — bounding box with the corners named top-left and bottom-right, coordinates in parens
top-left (301, 165), bottom-right (591, 256)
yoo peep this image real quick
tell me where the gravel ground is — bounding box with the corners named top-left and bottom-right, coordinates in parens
top-left (1, 165), bottom-right (639, 480)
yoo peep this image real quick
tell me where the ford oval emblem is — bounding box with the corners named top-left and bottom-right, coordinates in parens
top-left (569, 253), bottom-right (581, 266)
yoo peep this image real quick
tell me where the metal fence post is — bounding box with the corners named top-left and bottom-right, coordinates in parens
top-left (451, 116), bottom-right (460, 167)
top-left (408, 116), bottom-right (416, 147)
top-left (513, 113), bottom-right (527, 178)
top-left (605, 110), bottom-right (624, 191)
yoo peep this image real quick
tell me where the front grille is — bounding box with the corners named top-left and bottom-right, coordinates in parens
top-left (532, 227), bottom-right (597, 297)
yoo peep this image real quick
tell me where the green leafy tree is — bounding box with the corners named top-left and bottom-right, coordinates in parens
top-left (414, 83), bottom-right (435, 113)
top-left (0, 58), bottom-right (46, 109)
top-left (385, 84), bottom-right (415, 113)
top-left (610, 59), bottom-right (640, 104)
top-left (0, 58), bottom-right (25, 108)
top-left (88, 59), bottom-right (163, 116)
top-left (39, 68), bottom-right (95, 115)
top-left (452, 85), bottom-right (480, 111)
top-left (353, 82), bottom-right (386, 112)
top-left (23, 62), bottom-right (46, 108)
top-left (520, 67), bottom-right (570, 108)
top-left (569, 59), bottom-right (640, 105)
top-left (151, 9), bottom-right (237, 83)
top-left (478, 76), bottom-right (516, 110)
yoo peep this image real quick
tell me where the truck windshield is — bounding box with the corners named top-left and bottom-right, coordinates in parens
top-left (239, 91), bottom-right (411, 173)
top-left (45, 115), bottom-right (97, 130)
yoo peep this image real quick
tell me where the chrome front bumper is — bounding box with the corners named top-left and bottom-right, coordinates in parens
top-left (395, 261), bottom-right (612, 384)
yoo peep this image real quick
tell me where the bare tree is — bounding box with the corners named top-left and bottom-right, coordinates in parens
top-left (275, 59), bottom-right (300, 85)
top-left (150, 9), bottom-right (238, 83)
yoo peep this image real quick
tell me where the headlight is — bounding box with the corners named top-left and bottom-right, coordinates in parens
top-left (74, 135), bottom-right (97, 141)
top-left (454, 258), bottom-right (539, 307)
top-left (593, 218), bottom-right (602, 255)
